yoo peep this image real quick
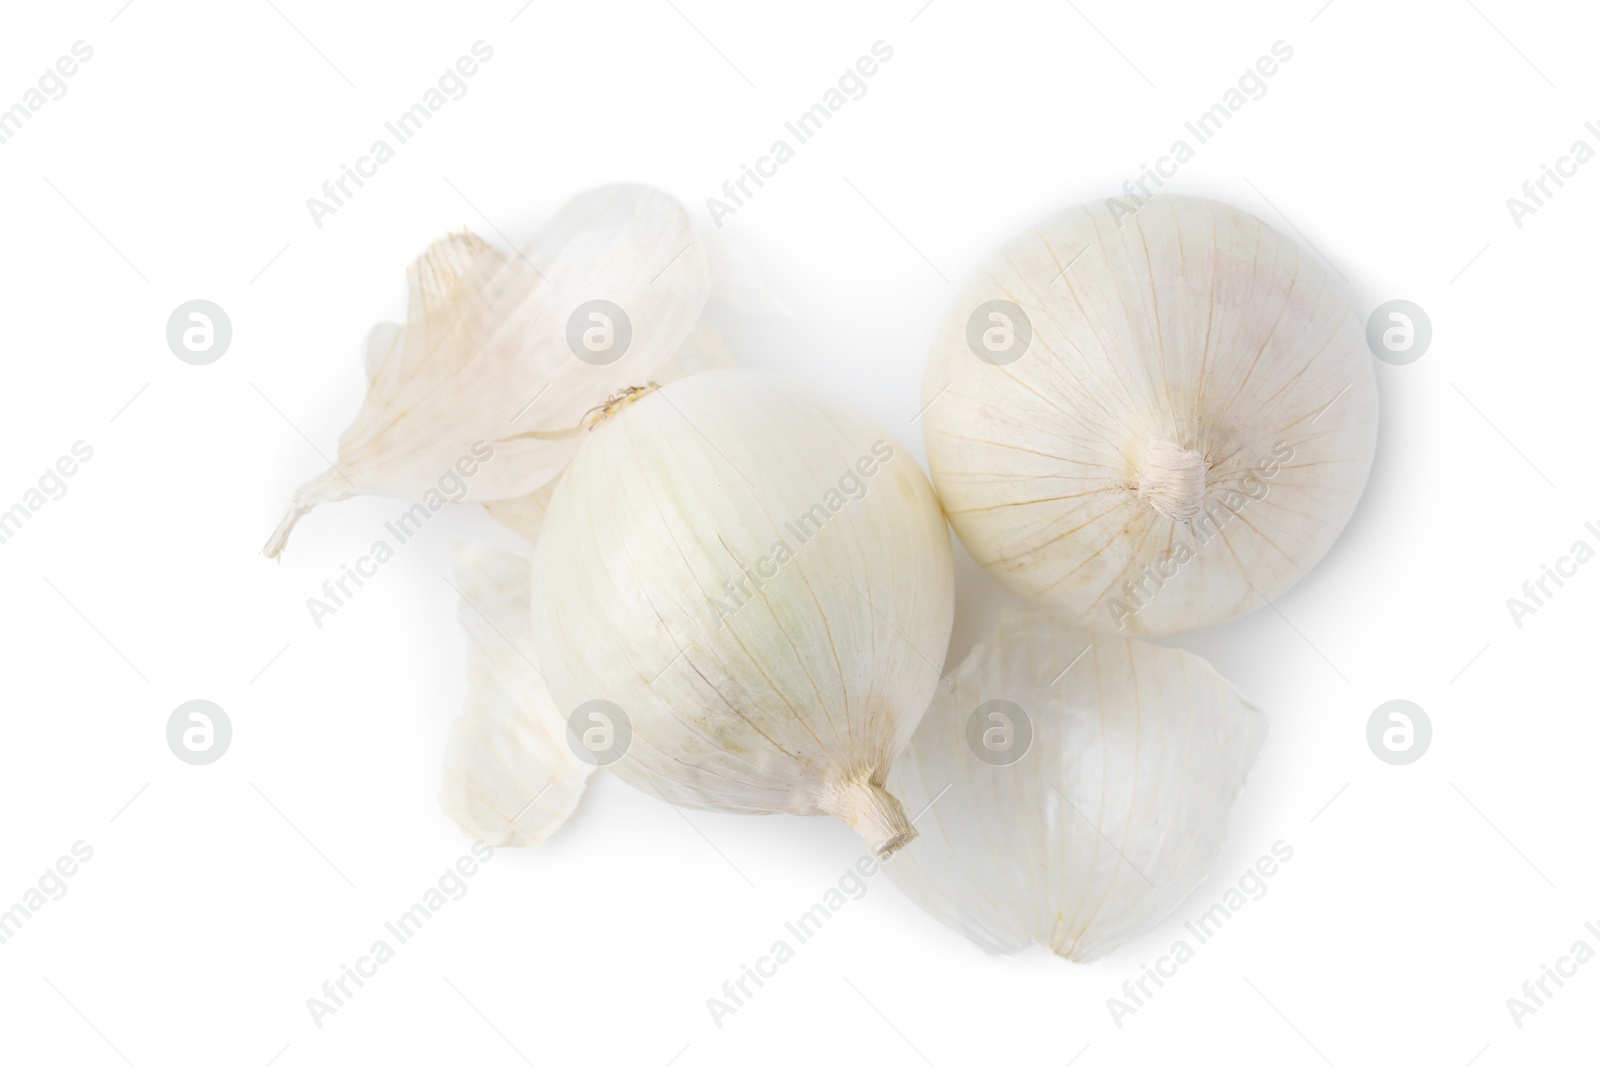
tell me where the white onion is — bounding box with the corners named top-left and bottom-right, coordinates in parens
top-left (923, 194), bottom-right (1378, 634)
top-left (530, 369), bottom-right (955, 856)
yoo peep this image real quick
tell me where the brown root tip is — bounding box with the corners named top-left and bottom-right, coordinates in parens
top-left (834, 780), bottom-right (917, 859)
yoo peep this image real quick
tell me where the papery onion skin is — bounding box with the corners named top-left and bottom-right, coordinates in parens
top-left (264, 185), bottom-right (714, 558)
top-left (530, 369), bottom-right (955, 857)
top-left (922, 194), bottom-right (1379, 635)
top-left (439, 543), bottom-right (592, 847)
top-left (885, 610), bottom-right (1267, 961)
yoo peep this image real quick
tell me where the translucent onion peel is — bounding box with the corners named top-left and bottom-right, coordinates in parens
top-left (438, 543), bottom-right (592, 847)
top-left (886, 610), bottom-right (1267, 961)
top-left (263, 184), bottom-right (715, 557)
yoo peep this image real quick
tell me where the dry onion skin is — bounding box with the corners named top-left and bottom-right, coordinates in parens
top-left (529, 369), bottom-right (955, 857)
top-left (438, 543), bottom-right (591, 847)
top-left (922, 194), bottom-right (1379, 635)
top-left (886, 610), bottom-right (1267, 961)
top-left (480, 318), bottom-right (737, 544)
top-left (263, 184), bottom-right (716, 558)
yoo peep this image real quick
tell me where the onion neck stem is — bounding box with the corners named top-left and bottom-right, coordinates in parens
top-left (833, 779), bottom-right (916, 858)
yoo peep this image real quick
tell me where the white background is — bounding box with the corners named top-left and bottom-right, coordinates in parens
top-left (1, 1), bottom-right (1595, 1064)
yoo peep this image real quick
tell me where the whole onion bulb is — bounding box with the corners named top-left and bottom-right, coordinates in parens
top-left (922, 194), bottom-right (1378, 634)
top-left (530, 369), bottom-right (955, 856)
